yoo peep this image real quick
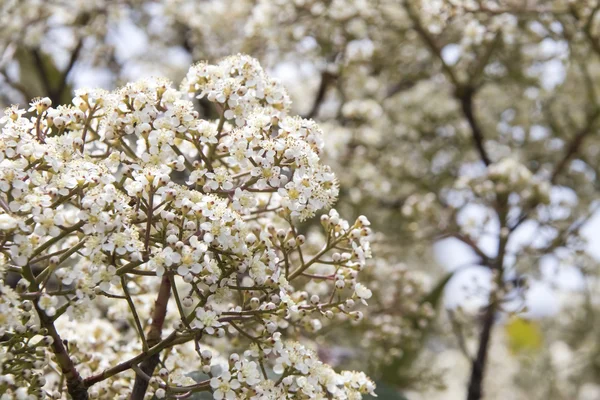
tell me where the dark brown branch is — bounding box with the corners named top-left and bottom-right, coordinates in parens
top-left (447, 309), bottom-right (472, 360)
top-left (551, 108), bottom-right (600, 183)
top-left (84, 331), bottom-right (182, 388)
top-left (466, 199), bottom-right (509, 400)
top-left (466, 303), bottom-right (495, 400)
top-left (458, 86), bottom-right (492, 166)
top-left (0, 69), bottom-right (34, 101)
top-left (35, 302), bottom-right (88, 399)
top-left (56, 39), bottom-right (83, 102)
top-left (130, 274), bottom-right (172, 399)
top-left (469, 34), bottom-right (501, 83)
top-left (304, 71), bottom-right (334, 119)
top-left (448, 232), bottom-right (492, 266)
top-left (404, 2), bottom-right (492, 166)
top-left (569, 4), bottom-right (600, 58)
top-left (30, 39), bottom-right (83, 106)
top-left (404, 2), bottom-right (460, 87)
top-left (385, 79), bottom-right (417, 98)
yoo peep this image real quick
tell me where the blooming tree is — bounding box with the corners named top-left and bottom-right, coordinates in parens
top-left (0, 55), bottom-right (376, 399)
top-left (3, 1), bottom-right (600, 400)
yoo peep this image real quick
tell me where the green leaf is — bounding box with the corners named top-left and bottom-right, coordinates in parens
top-left (366, 381), bottom-right (409, 400)
top-left (505, 317), bottom-right (543, 354)
top-left (422, 270), bottom-right (455, 309)
top-left (379, 271), bottom-right (456, 387)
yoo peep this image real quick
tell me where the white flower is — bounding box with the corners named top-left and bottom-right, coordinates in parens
top-left (235, 360), bottom-right (261, 386)
top-left (194, 309), bottom-right (222, 334)
top-left (354, 283), bottom-right (372, 305)
top-left (210, 371), bottom-right (241, 400)
top-left (0, 214), bottom-right (18, 230)
top-left (38, 295), bottom-right (58, 317)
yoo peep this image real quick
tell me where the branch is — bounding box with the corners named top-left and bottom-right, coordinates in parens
top-left (466, 199), bottom-right (509, 400)
top-left (404, 2), bottom-right (460, 87)
top-left (466, 303), bottom-right (495, 400)
top-left (469, 34), bottom-right (501, 83)
top-left (34, 302), bottom-right (88, 399)
top-left (0, 68), bottom-right (33, 100)
top-left (130, 274), bottom-right (172, 399)
top-left (30, 49), bottom-right (54, 99)
top-left (458, 85), bottom-right (492, 166)
top-left (84, 331), bottom-right (183, 388)
top-left (447, 232), bottom-right (492, 266)
top-left (447, 309), bottom-right (472, 361)
top-left (403, 2), bottom-right (492, 166)
top-left (121, 275), bottom-right (148, 351)
top-left (570, 4), bottom-right (600, 58)
top-left (303, 71), bottom-right (334, 119)
top-left (30, 39), bottom-right (83, 105)
top-left (385, 79), bottom-right (417, 99)
top-left (56, 39), bottom-right (83, 102)
top-left (551, 108), bottom-right (600, 183)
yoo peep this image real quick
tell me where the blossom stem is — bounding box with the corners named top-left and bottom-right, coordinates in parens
top-left (171, 144), bottom-right (195, 171)
top-left (169, 274), bottom-right (192, 329)
top-left (288, 236), bottom-right (345, 280)
top-left (35, 112), bottom-right (45, 143)
top-left (167, 379), bottom-right (210, 394)
top-left (35, 238), bottom-right (86, 287)
top-left (144, 188), bottom-right (155, 254)
top-left (118, 137), bottom-right (139, 160)
top-left (116, 259), bottom-right (146, 275)
top-left (80, 105), bottom-right (98, 152)
top-left (28, 222), bottom-right (84, 262)
top-left (122, 275), bottom-right (149, 351)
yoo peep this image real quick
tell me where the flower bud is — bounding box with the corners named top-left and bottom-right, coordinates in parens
top-left (183, 297), bottom-right (194, 308)
top-left (201, 349), bottom-right (213, 361)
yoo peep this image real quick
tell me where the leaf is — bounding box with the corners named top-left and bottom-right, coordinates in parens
top-left (365, 381), bottom-right (409, 400)
top-left (421, 270), bottom-right (455, 309)
top-left (505, 317), bottom-right (543, 354)
top-left (379, 271), bottom-right (456, 386)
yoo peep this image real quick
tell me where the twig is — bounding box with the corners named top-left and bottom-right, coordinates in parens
top-left (84, 331), bottom-right (182, 388)
top-left (122, 275), bottom-right (149, 351)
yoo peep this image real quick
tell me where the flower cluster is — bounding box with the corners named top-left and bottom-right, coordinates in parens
top-left (455, 158), bottom-right (551, 206)
top-left (0, 55), bottom-right (375, 399)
